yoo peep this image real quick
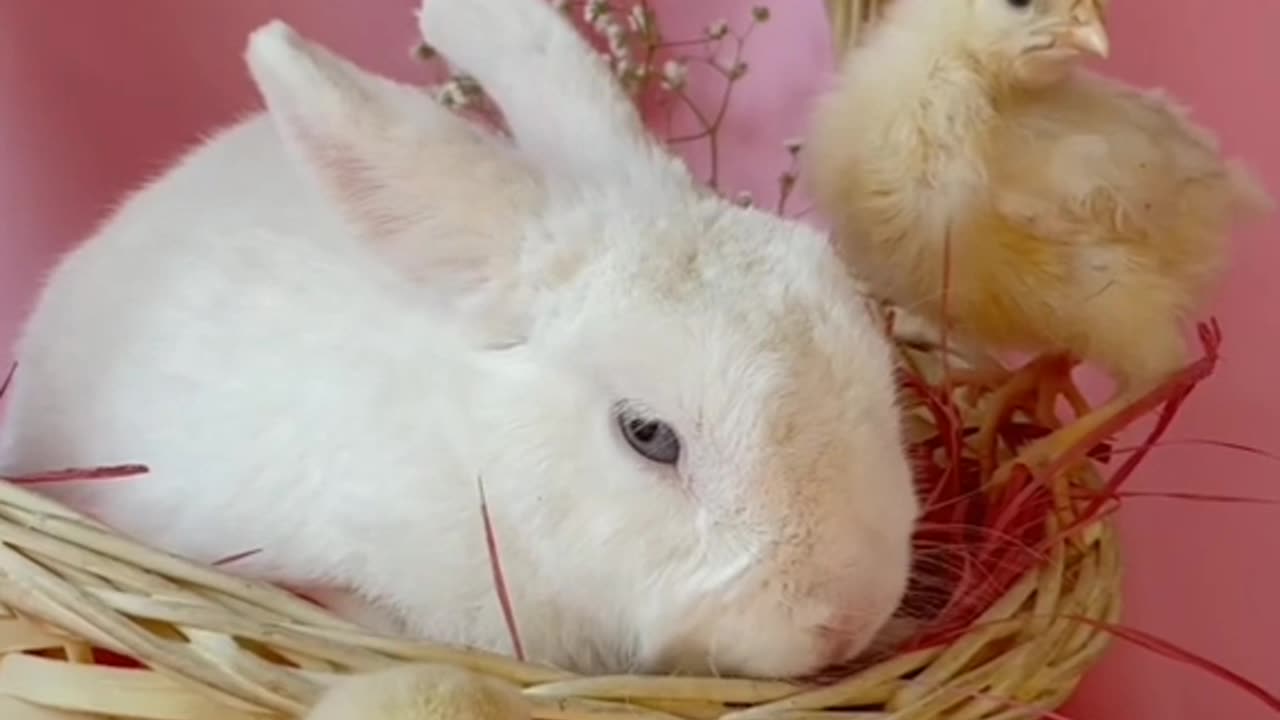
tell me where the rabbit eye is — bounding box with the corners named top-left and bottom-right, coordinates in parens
top-left (1006, 0), bottom-right (1032, 7)
top-left (615, 405), bottom-right (681, 465)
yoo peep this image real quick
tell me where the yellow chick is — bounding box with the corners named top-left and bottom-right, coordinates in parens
top-left (304, 664), bottom-right (531, 720)
top-left (804, 0), bottom-right (1272, 470)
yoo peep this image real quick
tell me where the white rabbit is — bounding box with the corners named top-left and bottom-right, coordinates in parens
top-left (0, 0), bottom-right (919, 682)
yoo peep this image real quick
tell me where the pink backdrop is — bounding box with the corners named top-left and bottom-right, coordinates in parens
top-left (2, 1), bottom-right (1277, 716)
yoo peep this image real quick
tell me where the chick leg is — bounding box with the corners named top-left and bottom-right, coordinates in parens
top-left (305, 664), bottom-right (531, 720)
top-left (967, 352), bottom-right (1079, 476)
top-left (1001, 322), bottom-right (1202, 481)
top-left (994, 388), bottom-right (1143, 485)
top-left (994, 364), bottom-right (1195, 485)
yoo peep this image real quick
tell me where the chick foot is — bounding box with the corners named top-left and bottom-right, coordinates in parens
top-left (305, 664), bottom-right (531, 720)
top-left (991, 391), bottom-right (1137, 491)
top-left (993, 363), bottom-right (1198, 487)
top-left (963, 353), bottom-right (1088, 477)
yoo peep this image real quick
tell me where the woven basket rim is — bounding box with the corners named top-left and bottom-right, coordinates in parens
top-left (0, 315), bottom-right (1123, 719)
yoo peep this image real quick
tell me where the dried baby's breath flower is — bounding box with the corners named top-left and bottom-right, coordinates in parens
top-left (437, 74), bottom-right (483, 109)
top-left (733, 190), bottom-right (754, 207)
top-left (584, 0), bottom-right (610, 24)
top-left (455, 75), bottom-right (483, 95)
top-left (660, 59), bottom-right (688, 90)
top-left (617, 58), bottom-right (648, 95)
top-left (627, 4), bottom-right (651, 35)
top-left (438, 83), bottom-right (469, 109)
top-left (603, 19), bottom-right (629, 60)
top-left (783, 137), bottom-right (804, 155)
top-left (594, 12), bottom-right (617, 33)
top-left (412, 42), bottom-right (437, 61)
top-left (410, 0), bottom-right (768, 194)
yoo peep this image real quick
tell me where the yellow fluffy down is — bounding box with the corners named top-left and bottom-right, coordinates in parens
top-left (804, 0), bottom-right (1272, 390)
top-left (305, 664), bottom-right (531, 720)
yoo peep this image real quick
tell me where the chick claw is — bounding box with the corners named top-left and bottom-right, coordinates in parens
top-left (954, 353), bottom-right (1088, 477)
top-left (989, 392), bottom-right (1137, 498)
top-left (991, 366), bottom-right (1197, 490)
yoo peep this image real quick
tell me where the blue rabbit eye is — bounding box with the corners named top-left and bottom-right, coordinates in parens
top-left (615, 405), bottom-right (681, 465)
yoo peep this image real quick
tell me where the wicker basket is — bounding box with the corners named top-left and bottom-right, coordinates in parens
top-left (0, 305), bottom-right (1124, 720)
top-left (0, 3), bottom-right (1128, 718)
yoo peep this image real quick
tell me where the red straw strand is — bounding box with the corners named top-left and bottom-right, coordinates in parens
top-left (477, 477), bottom-right (525, 662)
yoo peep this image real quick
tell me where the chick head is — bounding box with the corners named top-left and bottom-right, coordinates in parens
top-left (962, 0), bottom-right (1110, 88)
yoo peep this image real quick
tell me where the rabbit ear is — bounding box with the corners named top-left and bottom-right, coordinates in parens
top-left (418, 0), bottom-right (693, 198)
top-left (244, 21), bottom-right (543, 336)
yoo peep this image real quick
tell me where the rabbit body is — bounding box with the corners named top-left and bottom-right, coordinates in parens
top-left (0, 0), bottom-right (918, 679)
top-left (2, 110), bottom-right (535, 651)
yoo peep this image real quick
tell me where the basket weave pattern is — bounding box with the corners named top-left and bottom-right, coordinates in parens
top-left (0, 320), bottom-right (1121, 719)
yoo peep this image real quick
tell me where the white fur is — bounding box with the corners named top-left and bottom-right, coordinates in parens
top-left (0, 0), bottom-right (918, 678)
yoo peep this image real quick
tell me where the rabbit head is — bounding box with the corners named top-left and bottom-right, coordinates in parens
top-left (245, 0), bottom-right (917, 678)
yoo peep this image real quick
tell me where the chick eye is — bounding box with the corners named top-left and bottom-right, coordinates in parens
top-left (615, 404), bottom-right (681, 465)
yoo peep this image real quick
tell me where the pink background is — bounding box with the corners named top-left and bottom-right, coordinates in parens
top-left (1, 1), bottom-right (1276, 716)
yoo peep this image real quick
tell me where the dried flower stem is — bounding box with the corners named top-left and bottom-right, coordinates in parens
top-left (664, 21), bottom-right (758, 189)
top-left (415, 0), bottom-right (782, 202)
top-left (0, 362), bottom-right (15, 399)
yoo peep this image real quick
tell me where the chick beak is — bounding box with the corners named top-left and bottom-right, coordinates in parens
top-left (1062, 20), bottom-right (1110, 58)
